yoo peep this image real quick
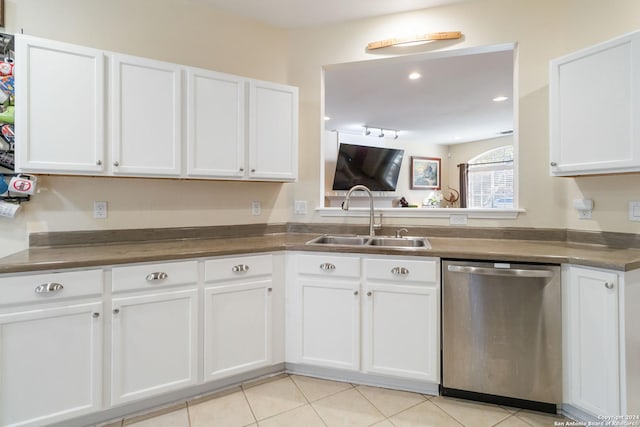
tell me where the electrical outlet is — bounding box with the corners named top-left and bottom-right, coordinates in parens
top-left (251, 201), bottom-right (261, 216)
top-left (449, 214), bottom-right (468, 225)
top-left (294, 200), bottom-right (308, 215)
top-left (94, 201), bottom-right (107, 219)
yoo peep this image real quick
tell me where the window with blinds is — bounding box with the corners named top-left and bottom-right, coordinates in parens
top-left (467, 146), bottom-right (514, 209)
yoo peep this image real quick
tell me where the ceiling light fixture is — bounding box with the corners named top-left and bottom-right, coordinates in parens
top-left (324, 116), bottom-right (331, 121)
top-left (394, 131), bottom-right (399, 140)
top-left (364, 126), bottom-right (399, 140)
top-left (367, 31), bottom-right (462, 51)
top-left (493, 96), bottom-right (509, 102)
top-left (364, 126), bottom-right (371, 136)
top-left (408, 72), bottom-right (422, 80)
top-left (378, 129), bottom-right (385, 138)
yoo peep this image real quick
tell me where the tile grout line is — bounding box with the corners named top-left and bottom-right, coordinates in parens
top-left (351, 385), bottom-right (390, 422)
top-left (240, 386), bottom-right (259, 426)
top-left (288, 374), bottom-right (330, 427)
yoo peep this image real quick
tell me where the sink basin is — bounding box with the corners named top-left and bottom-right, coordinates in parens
top-left (369, 236), bottom-right (431, 249)
top-left (306, 235), bottom-right (371, 246)
top-left (306, 235), bottom-right (431, 249)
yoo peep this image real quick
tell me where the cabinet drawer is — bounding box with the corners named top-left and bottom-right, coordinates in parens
top-left (297, 254), bottom-right (360, 278)
top-left (204, 254), bottom-right (272, 283)
top-left (112, 260), bottom-right (198, 293)
top-left (364, 258), bottom-right (438, 284)
top-left (0, 269), bottom-right (103, 306)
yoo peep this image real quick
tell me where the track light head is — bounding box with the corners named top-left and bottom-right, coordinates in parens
top-left (364, 126), bottom-right (371, 136)
top-left (378, 129), bottom-right (384, 138)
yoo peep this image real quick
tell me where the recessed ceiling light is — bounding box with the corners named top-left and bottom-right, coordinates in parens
top-left (408, 72), bottom-right (422, 80)
top-left (324, 116), bottom-right (331, 121)
top-left (493, 96), bottom-right (508, 102)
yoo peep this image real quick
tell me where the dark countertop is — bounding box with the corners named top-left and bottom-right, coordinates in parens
top-left (2, 232), bottom-right (640, 274)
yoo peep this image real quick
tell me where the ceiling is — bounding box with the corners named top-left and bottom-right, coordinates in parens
top-left (324, 46), bottom-right (515, 145)
top-left (188, 0), bottom-right (470, 29)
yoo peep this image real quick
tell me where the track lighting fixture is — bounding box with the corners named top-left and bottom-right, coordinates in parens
top-left (362, 125), bottom-right (400, 140)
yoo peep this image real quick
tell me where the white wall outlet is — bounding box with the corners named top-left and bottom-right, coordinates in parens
top-left (251, 201), bottom-right (261, 216)
top-left (449, 214), bottom-right (468, 225)
top-left (629, 201), bottom-right (640, 221)
top-left (94, 201), bottom-right (107, 219)
top-left (294, 200), bottom-right (308, 215)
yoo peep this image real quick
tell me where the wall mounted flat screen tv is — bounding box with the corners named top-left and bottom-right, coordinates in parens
top-left (332, 143), bottom-right (405, 191)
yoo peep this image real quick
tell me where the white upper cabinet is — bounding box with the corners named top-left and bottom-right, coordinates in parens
top-left (15, 35), bottom-right (106, 174)
top-left (249, 80), bottom-right (298, 181)
top-left (110, 54), bottom-right (182, 176)
top-left (550, 30), bottom-right (640, 176)
top-left (186, 68), bottom-right (246, 178)
top-left (15, 35), bottom-right (298, 182)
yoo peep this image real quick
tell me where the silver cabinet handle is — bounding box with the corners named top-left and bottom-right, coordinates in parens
top-left (92, 312), bottom-right (100, 318)
top-left (605, 282), bottom-right (614, 289)
top-left (354, 290), bottom-right (359, 296)
top-left (268, 287), bottom-right (273, 292)
top-left (113, 161), bottom-right (120, 167)
top-left (239, 168), bottom-right (244, 172)
top-left (320, 263), bottom-right (336, 270)
top-left (146, 272), bottom-right (168, 282)
top-left (113, 309), bottom-right (120, 315)
top-left (251, 169), bottom-right (256, 173)
top-left (35, 283), bottom-right (64, 294)
top-left (367, 291), bottom-right (372, 296)
top-left (391, 267), bottom-right (410, 276)
top-left (550, 162), bottom-right (557, 166)
top-left (232, 264), bottom-right (250, 273)
top-left (96, 160), bottom-right (102, 166)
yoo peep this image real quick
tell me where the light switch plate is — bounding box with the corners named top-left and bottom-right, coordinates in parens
top-left (94, 201), bottom-right (107, 219)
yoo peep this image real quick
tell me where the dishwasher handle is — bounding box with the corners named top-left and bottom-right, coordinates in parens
top-left (447, 264), bottom-right (555, 278)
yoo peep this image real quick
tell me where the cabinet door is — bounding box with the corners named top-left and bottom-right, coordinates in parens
top-left (0, 302), bottom-right (103, 427)
top-left (550, 31), bottom-right (640, 176)
top-left (298, 278), bottom-right (360, 370)
top-left (362, 283), bottom-right (439, 382)
top-left (111, 54), bottom-right (182, 176)
top-left (186, 68), bottom-right (246, 178)
top-left (248, 80), bottom-right (298, 181)
top-left (15, 35), bottom-right (106, 173)
top-left (204, 280), bottom-right (272, 381)
top-left (111, 288), bottom-right (198, 405)
top-left (564, 265), bottom-right (620, 416)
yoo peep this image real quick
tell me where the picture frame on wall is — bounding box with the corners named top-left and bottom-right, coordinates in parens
top-left (411, 156), bottom-right (441, 190)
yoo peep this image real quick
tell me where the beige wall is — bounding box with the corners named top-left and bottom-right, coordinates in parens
top-left (2, 0), bottom-right (640, 257)
top-left (288, 0), bottom-right (640, 230)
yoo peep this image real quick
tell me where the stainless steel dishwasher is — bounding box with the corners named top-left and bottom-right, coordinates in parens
top-left (441, 260), bottom-right (562, 414)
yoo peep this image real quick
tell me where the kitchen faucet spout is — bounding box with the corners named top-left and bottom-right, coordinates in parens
top-left (342, 185), bottom-right (377, 238)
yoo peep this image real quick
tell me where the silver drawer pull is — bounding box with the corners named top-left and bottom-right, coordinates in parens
top-left (232, 264), bottom-right (250, 273)
top-left (146, 272), bottom-right (168, 282)
top-left (320, 263), bottom-right (336, 271)
top-left (34, 283), bottom-right (64, 294)
top-left (391, 267), bottom-right (410, 276)
top-left (605, 282), bottom-right (614, 289)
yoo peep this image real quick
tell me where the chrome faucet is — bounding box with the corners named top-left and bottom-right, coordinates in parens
top-left (342, 185), bottom-right (378, 238)
top-left (395, 228), bottom-right (409, 238)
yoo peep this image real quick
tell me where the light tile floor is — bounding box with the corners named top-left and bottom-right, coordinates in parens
top-left (104, 374), bottom-right (571, 427)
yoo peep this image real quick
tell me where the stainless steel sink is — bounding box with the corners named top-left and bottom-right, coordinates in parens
top-left (305, 235), bottom-right (431, 249)
top-left (369, 236), bottom-right (431, 249)
top-left (306, 235), bottom-right (371, 246)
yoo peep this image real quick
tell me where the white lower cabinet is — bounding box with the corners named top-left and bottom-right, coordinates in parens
top-left (0, 270), bottom-right (104, 427)
top-left (287, 252), bottom-right (440, 382)
top-left (563, 264), bottom-right (621, 416)
top-left (362, 257), bottom-right (440, 382)
top-left (203, 255), bottom-right (273, 380)
top-left (110, 261), bottom-right (199, 405)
